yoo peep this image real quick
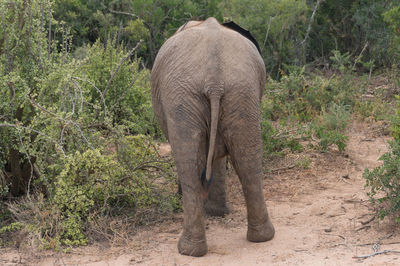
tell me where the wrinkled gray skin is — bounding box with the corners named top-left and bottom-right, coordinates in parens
top-left (151, 17), bottom-right (275, 257)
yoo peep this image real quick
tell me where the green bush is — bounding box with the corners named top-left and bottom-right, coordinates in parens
top-left (2, 135), bottom-right (180, 248)
top-left (390, 96), bottom-right (400, 140)
top-left (261, 119), bottom-right (304, 157)
top-left (0, 1), bottom-right (178, 249)
top-left (261, 68), bottom-right (356, 155)
top-left (364, 96), bottom-right (400, 221)
top-left (263, 67), bottom-right (357, 122)
top-left (314, 103), bottom-right (350, 152)
top-left (364, 140), bottom-right (400, 221)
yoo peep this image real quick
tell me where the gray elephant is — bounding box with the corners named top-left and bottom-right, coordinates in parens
top-left (151, 17), bottom-right (274, 257)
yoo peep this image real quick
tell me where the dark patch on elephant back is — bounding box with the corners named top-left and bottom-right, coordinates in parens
top-left (222, 21), bottom-right (261, 54)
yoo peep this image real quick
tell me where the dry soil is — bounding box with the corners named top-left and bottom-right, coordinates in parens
top-left (2, 121), bottom-right (400, 266)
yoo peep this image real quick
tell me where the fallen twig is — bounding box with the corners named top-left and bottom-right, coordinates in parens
top-left (355, 225), bottom-right (371, 232)
top-left (353, 250), bottom-right (400, 260)
top-left (360, 215), bottom-right (375, 225)
top-left (357, 241), bottom-right (400, 247)
top-left (269, 164), bottom-right (296, 173)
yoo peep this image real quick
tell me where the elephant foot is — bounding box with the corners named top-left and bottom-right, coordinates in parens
top-left (204, 201), bottom-right (230, 217)
top-left (178, 234), bottom-right (208, 257)
top-left (247, 219), bottom-right (275, 242)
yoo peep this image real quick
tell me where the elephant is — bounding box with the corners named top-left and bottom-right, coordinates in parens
top-left (150, 17), bottom-right (275, 257)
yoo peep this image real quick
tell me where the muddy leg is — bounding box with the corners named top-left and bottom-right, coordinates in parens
top-left (204, 156), bottom-right (229, 216)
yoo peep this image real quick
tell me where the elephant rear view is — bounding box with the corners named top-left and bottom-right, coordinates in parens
top-left (151, 17), bottom-right (275, 257)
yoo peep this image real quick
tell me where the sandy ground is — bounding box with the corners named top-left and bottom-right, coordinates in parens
top-left (2, 121), bottom-right (400, 265)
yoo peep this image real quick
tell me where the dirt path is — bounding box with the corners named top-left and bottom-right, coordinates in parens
top-left (2, 122), bottom-right (400, 265)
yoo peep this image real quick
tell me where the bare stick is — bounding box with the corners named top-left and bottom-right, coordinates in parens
top-left (38, 0), bottom-right (44, 67)
top-left (72, 77), bottom-right (106, 115)
top-left (103, 40), bottom-right (143, 97)
top-left (262, 16), bottom-right (273, 52)
top-left (353, 250), bottom-right (400, 260)
top-left (360, 215), bottom-right (375, 225)
top-left (355, 225), bottom-right (371, 232)
top-left (300, 0), bottom-right (324, 47)
top-left (353, 42), bottom-right (368, 70)
top-left (109, 9), bottom-right (140, 19)
top-left (47, 0), bottom-right (52, 59)
top-left (270, 164), bottom-right (296, 173)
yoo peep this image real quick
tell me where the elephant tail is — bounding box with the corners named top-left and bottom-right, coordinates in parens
top-left (204, 84), bottom-right (224, 190)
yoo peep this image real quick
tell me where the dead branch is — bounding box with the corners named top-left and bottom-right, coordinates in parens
top-left (355, 225), bottom-right (371, 232)
top-left (103, 40), bottom-right (143, 97)
top-left (353, 250), bottom-right (400, 260)
top-left (357, 241), bottom-right (400, 247)
top-left (262, 16), bottom-right (274, 52)
top-left (300, 0), bottom-right (325, 48)
top-left (72, 77), bottom-right (105, 114)
top-left (109, 9), bottom-right (140, 19)
top-left (360, 215), bottom-right (375, 225)
top-left (47, 0), bottom-right (51, 60)
top-left (353, 42), bottom-right (368, 70)
top-left (38, 0), bottom-right (44, 68)
top-left (269, 164), bottom-right (296, 173)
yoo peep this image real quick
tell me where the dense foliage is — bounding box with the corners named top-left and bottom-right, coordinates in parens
top-left (0, 0), bottom-right (399, 248)
top-left (0, 0), bottom-right (178, 247)
top-left (364, 97), bottom-right (400, 221)
top-left (49, 0), bottom-right (400, 73)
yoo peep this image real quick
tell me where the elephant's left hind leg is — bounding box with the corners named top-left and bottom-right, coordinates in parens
top-left (168, 128), bottom-right (208, 257)
top-left (204, 156), bottom-right (229, 216)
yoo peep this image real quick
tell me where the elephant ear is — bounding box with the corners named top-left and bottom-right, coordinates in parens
top-left (222, 21), bottom-right (261, 54)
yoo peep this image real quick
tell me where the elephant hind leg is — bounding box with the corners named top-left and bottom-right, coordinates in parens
top-left (224, 121), bottom-right (275, 242)
top-left (204, 156), bottom-right (230, 217)
top-left (168, 126), bottom-right (208, 256)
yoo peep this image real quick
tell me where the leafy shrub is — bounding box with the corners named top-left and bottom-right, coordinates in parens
top-left (314, 103), bottom-right (350, 152)
top-left (330, 50), bottom-right (353, 73)
top-left (364, 140), bottom-right (400, 221)
top-left (364, 96), bottom-right (400, 221)
top-left (390, 96), bottom-right (400, 140)
top-left (261, 68), bottom-right (356, 155)
top-left (355, 97), bottom-right (393, 122)
top-left (0, 1), bottom-right (177, 249)
top-left (264, 67), bottom-right (357, 122)
top-left (2, 135), bottom-right (179, 248)
top-left (261, 119), bottom-right (303, 157)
